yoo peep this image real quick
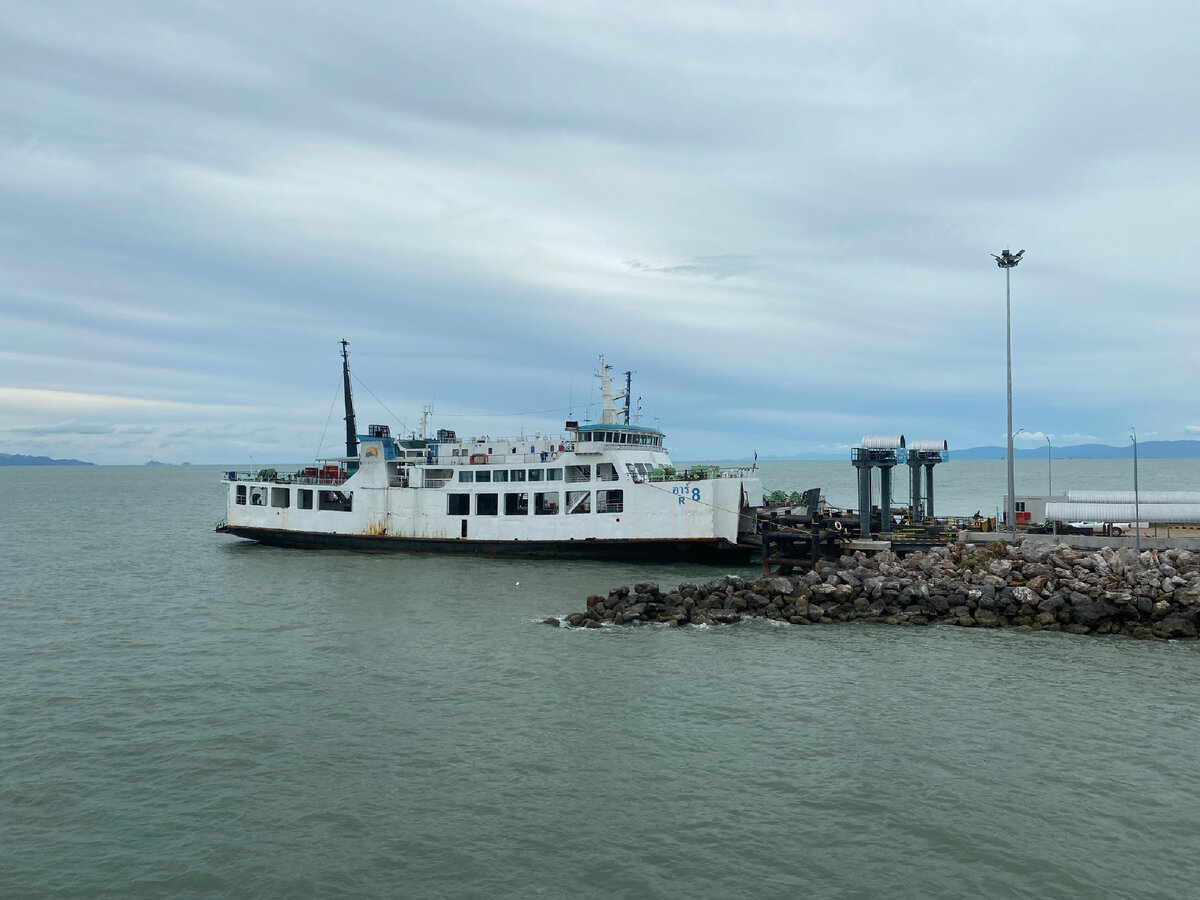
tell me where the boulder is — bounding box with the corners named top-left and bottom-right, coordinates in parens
top-left (1070, 595), bottom-right (1119, 626)
top-left (1010, 586), bottom-right (1039, 608)
top-left (1019, 541), bottom-right (1054, 563)
top-left (1038, 592), bottom-right (1066, 614)
top-left (1154, 615), bottom-right (1198, 639)
top-left (762, 576), bottom-right (796, 596)
top-left (974, 608), bottom-right (1001, 627)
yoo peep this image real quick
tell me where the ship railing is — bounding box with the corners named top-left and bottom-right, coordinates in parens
top-left (224, 471), bottom-right (346, 485)
top-left (645, 466), bottom-right (755, 483)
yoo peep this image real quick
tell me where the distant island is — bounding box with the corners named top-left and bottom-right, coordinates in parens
top-left (760, 440), bottom-right (1200, 461)
top-left (0, 453), bottom-right (94, 466)
top-left (951, 440), bottom-right (1200, 460)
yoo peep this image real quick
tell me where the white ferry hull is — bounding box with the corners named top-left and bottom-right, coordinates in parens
top-left (216, 523), bottom-right (753, 563)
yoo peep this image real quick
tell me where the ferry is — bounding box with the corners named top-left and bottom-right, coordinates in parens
top-left (216, 345), bottom-right (763, 563)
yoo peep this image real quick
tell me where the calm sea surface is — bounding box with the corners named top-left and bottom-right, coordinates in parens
top-left (4, 462), bottom-right (1200, 898)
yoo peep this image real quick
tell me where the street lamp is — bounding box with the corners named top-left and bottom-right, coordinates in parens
top-left (993, 248), bottom-right (1025, 536)
top-left (1132, 427), bottom-right (1141, 553)
top-left (1045, 435), bottom-right (1052, 496)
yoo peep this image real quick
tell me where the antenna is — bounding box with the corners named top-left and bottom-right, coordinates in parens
top-left (420, 402), bottom-right (434, 440)
top-left (341, 340), bottom-right (357, 459)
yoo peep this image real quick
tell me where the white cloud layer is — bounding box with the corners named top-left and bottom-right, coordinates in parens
top-left (2, 1), bottom-right (1198, 464)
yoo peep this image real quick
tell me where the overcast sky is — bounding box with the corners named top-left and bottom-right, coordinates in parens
top-left (2, 1), bottom-right (1197, 465)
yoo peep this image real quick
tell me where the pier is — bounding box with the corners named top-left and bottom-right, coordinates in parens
top-left (756, 435), bottom-right (971, 574)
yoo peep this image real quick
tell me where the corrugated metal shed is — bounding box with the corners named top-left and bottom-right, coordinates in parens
top-left (1045, 502), bottom-right (1200, 523)
top-left (1067, 491), bottom-right (1200, 504)
top-left (859, 434), bottom-right (905, 449)
top-left (909, 439), bottom-right (948, 451)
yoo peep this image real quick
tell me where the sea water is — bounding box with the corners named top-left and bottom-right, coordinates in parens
top-left (3, 463), bottom-right (1200, 898)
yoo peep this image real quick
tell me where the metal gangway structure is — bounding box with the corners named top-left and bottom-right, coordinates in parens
top-left (851, 435), bottom-right (904, 537)
top-left (907, 439), bottom-right (950, 520)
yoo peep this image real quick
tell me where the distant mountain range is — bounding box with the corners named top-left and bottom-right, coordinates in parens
top-left (952, 441), bottom-right (1200, 460)
top-left (761, 440), bottom-right (1200, 462)
top-left (0, 453), bottom-right (94, 466)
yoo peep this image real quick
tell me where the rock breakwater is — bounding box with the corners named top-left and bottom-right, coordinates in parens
top-left (550, 540), bottom-right (1200, 639)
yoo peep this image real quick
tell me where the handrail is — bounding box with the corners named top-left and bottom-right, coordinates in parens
top-left (225, 471), bottom-right (346, 486)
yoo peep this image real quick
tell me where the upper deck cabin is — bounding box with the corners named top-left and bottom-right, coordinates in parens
top-left (573, 423), bottom-right (664, 452)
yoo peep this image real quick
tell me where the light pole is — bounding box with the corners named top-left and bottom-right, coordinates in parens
top-left (1132, 427), bottom-right (1141, 552)
top-left (1045, 435), bottom-right (1052, 496)
top-left (993, 248), bottom-right (1025, 536)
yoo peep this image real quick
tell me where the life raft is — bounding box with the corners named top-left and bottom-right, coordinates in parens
top-left (469, 453), bottom-right (488, 465)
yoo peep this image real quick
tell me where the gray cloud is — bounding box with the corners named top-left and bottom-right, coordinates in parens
top-left (626, 255), bottom-right (756, 279)
top-left (2, 1), bottom-right (1198, 465)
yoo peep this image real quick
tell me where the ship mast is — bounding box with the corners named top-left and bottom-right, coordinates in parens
top-left (341, 339), bottom-right (357, 458)
top-left (596, 356), bottom-right (623, 425)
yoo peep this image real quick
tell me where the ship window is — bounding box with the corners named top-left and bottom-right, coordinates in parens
top-left (493, 470), bottom-right (507, 483)
top-left (565, 464), bottom-right (591, 483)
top-left (535, 492), bottom-right (559, 515)
top-left (510, 469), bottom-right (526, 482)
top-left (236, 484), bottom-right (247, 505)
top-left (566, 490), bottom-right (591, 514)
top-left (504, 492), bottom-right (529, 515)
top-left (298, 489), bottom-right (313, 509)
top-left (458, 471), bottom-right (474, 483)
top-left (476, 493), bottom-right (498, 515)
top-left (528, 469), bottom-right (543, 482)
top-left (546, 468), bottom-right (563, 481)
top-left (597, 463), bottom-right (617, 482)
top-left (271, 488), bottom-right (290, 508)
top-left (318, 490), bottom-right (353, 512)
top-left (598, 489), bottom-right (623, 513)
top-left (448, 493), bottom-right (470, 515)
top-left (475, 470), bottom-right (491, 482)
top-left (250, 487), bottom-right (266, 506)
top-left (422, 469), bottom-right (454, 488)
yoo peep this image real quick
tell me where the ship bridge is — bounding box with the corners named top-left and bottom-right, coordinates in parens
top-left (574, 423), bottom-right (664, 451)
